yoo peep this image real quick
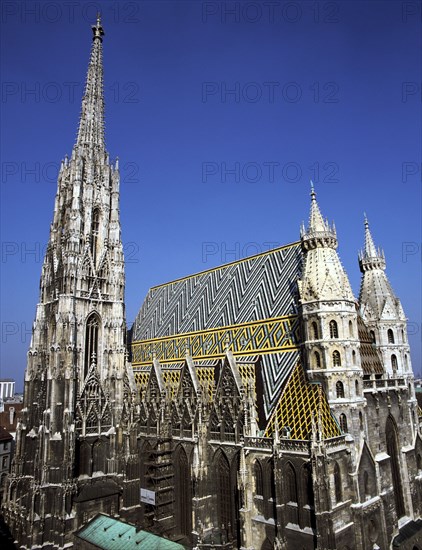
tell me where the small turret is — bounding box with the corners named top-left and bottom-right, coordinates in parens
top-left (300, 183), bottom-right (338, 251)
top-left (358, 216), bottom-right (412, 377)
top-left (298, 185), bottom-right (364, 443)
top-left (358, 215), bottom-right (386, 272)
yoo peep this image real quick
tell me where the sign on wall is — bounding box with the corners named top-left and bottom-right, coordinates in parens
top-left (140, 488), bottom-right (155, 505)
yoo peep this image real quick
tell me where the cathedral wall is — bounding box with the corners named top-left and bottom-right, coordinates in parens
top-left (352, 500), bottom-right (388, 550)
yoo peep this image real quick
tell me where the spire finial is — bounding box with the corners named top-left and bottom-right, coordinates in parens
top-left (76, 19), bottom-right (106, 150)
top-left (310, 180), bottom-right (316, 201)
top-left (364, 212), bottom-right (369, 228)
top-left (92, 12), bottom-right (104, 41)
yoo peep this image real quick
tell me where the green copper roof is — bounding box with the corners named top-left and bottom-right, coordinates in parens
top-left (75, 514), bottom-right (186, 549)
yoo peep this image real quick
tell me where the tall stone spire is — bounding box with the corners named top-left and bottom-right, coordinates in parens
top-left (3, 19), bottom-right (139, 548)
top-left (358, 216), bottom-right (411, 376)
top-left (76, 14), bottom-right (105, 151)
top-left (358, 216), bottom-right (400, 318)
top-left (298, 186), bottom-right (353, 301)
top-left (309, 182), bottom-right (331, 233)
top-left (300, 183), bottom-right (338, 251)
top-left (297, 188), bottom-right (364, 442)
top-left (358, 215), bottom-right (386, 272)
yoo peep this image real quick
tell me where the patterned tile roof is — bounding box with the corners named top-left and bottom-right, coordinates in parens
top-left (131, 243), bottom-right (302, 419)
top-left (265, 362), bottom-right (340, 440)
top-left (74, 514), bottom-right (186, 549)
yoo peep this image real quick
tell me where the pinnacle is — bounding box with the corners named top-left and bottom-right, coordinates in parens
top-left (75, 18), bottom-right (105, 152)
top-left (300, 185), bottom-right (337, 250)
top-left (363, 216), bottom-right (379, 258)
top-left (359, 216), bottom-right (385, 272)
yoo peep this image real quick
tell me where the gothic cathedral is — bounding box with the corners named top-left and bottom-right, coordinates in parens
top-left (3, 18), bottom-right (422, 550)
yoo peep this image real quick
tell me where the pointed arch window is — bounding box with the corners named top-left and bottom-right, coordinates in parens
top-left (363, 470), bottom-right (370, 499)
top-left (302, 463), bottom-right (314, 508)
top-left (50, 315), bottom-right (57, 344)
top-left (370, 331), bottom-right (376, 344)
top-left (417, 452), bottom-right (422, 473)
top-left (254, 460), bottom-right (263, 496)
top-left (93, 439), bottom-right (106, 473)
top-left (332, 350), bottom-right (341, 367)
top-left (329, 320), bottom-right (339, 339)
top-left (334, 462), bottom-right (342, 503)
top-left (352, 350), bottom-right (356, 364)
top-left (91, 208), bottom-right (100, 266)
top-left (339, 413), bottom-right (348, 433)
top-left (285, 463), bottom-right (297, 503)
top-left (312, 322), bottom-right (319, 340)
top-left (77, 441), bottom-right (92, 477)
top-left (175, 446), bottom-right (192, 536)
top-left (84, 313), bottom-right (100, 378)
top-left (388, 329), bottom-right (395, 344)
top-left (349, 320), bottom-right (354, 338)
top-left (336, 381), bottom-right (344, 399)
top-left (314, 351), bottom-right (321, 369)
top-left (391, 354), bottom-right (398, 373)
top-left (216, 452), bottom-right (231, 533)
top-left (386, 416), bottom-right (405, 517)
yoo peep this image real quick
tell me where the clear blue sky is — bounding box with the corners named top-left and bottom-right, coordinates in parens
top-left (1, 0), bottom-right (421, 389)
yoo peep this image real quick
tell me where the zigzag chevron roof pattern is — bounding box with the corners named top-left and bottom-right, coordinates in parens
top-left (133, 243), bottom-right (302, 339)
top-left (132, 242), bottom-right (303, 418)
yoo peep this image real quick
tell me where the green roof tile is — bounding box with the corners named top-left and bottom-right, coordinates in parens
top-left (75, 514), bottom-right (185, 550)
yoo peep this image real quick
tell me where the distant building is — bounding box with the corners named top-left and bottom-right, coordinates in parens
top-left (0, 402), bottom-right (23, 439)
top-left (0, 381), bottom-right (15, 402)
top-left (0, 427), bottom-right (13, 505)
top-left (0, 381), bottom-right (22, 440)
